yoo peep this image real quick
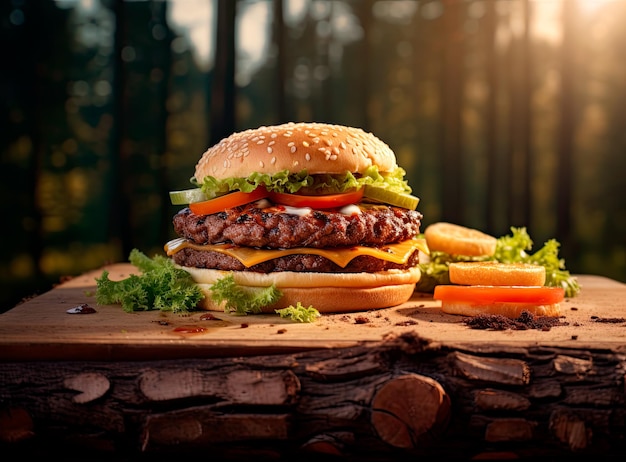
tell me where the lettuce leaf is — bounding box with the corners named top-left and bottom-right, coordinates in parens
top-left (95, 249), bottom-right (204, 313)
top-left (275, 302), bottom-right (321, 323)
top-left (209, 273), bottom-right (282, 315)
top-left (193, 166), bottom-right (412, 198)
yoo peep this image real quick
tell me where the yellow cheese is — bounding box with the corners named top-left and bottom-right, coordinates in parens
top-left (164, 237), bottom-right (428, 269)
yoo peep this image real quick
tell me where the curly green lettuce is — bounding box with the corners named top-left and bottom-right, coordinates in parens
top-left (209, 273), bottom-right (282, 315)
top-left (95, 249), bottom-right (204, 313)
top-left (415, 227), bottom-right (581, 297)
top-left (193, 166), bottom-right (412, 198)
top-left (275, 302), bottom-right (321, 323)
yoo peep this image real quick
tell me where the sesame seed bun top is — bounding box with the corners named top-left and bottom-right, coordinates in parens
top-left (194, 122), bottom-right (398, 183)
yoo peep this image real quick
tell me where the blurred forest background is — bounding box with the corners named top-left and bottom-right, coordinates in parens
top-left (1, 0), bottom-right (625, 312)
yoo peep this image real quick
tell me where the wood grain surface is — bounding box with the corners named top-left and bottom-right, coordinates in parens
top-left (0, 264), bottom-right (624, 361)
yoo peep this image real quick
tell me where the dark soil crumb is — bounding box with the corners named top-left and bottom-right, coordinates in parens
top-left (591, 316), bottom-right (626, 324)
top-left (464, 311), bottom-right (569, 331)
top-left (354, 316), bottom-right (370, 324)
top-left (395, 320), bottom-right (419, 326)
top-left (199, 312), bottom-right (221, 321)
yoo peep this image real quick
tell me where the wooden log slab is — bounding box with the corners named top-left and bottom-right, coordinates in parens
top-left (0, 267), bottom-right (625, 460)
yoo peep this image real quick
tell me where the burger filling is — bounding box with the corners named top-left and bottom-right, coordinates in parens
top-left (169, 200), bottom-right (423, 274)
top-left (174, 201), bottom-right (421, 248)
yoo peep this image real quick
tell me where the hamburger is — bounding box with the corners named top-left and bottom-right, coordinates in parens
top-left (164, 122), bottom-right (426, 313)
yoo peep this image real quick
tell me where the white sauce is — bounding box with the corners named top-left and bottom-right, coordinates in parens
top-left (339, 204), bottom-right (362, 216)
top-left (282, 205), bottom-right (313, 216)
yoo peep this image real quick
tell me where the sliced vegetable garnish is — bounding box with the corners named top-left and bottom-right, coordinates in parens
top-left (189, 187), bottom-right (269, 215)
top-left (268, 189), bottom-right (364, 209)
top-left (433, 285), bottom-right (565, 305)
top-left (169, 188), bottom-right (208, 205)
top-left (363, 184), bottom-right (419, 210)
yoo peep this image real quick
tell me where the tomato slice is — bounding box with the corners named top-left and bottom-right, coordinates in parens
top-left (268, 189), bottom-right (364, 209)
top-left (189, 187), bottom-right (269, 215)
top-left (433, 285), bottom-right (565, 305)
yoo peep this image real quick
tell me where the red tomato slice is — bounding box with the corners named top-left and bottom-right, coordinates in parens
top-left (433, 285), bottom-right (565, 305)
top-left (268, 189), bottom-right (364, 209)
top-left (189, 187), bottom-right (269, 215)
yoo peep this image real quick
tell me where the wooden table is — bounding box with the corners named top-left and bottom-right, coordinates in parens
top-left (1, 265), bottom-right (625, 460)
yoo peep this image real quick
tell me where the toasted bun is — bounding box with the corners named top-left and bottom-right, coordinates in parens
top-left (181, 266), bottom-right (421, 313)
top-left (424, 222), bottom-right (497, 257)
top-left (449, 262), bottom-right (546, 286)
top-left (194, 122), bottom-right (398, 182)
top-left (440, 300), bottom-right (561, 318)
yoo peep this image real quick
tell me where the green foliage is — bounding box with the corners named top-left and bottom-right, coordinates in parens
top-left (275, 302), bottom-right (321, 323)
top-left (95, 249), bottom-right (203, 313)
top-left (209, 273), bottom-right (282, 315)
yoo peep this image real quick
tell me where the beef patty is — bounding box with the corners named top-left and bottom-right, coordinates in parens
top-left (171, 247), bottom-right (421, 273)
top-left (173, 202), bottom-right (423, 249)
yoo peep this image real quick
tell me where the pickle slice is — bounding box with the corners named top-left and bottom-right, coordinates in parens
top-left (363, 185), bottom-right (420, 210)
top-left (169, 188), bottom-right (208, 205)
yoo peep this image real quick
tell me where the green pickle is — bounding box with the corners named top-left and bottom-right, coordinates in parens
top-left (363, 185), bottom-right (419, 210)
top-left (169, 188), bottom-right (208, 205)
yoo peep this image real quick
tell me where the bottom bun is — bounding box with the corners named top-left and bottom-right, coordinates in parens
top-left (441, 300), bottom-right (561, 318)
top-left (180, 266), bottom-right (421, 313)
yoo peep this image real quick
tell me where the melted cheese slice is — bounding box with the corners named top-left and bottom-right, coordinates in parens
top-left (165, 237), bottom-right (428, 269)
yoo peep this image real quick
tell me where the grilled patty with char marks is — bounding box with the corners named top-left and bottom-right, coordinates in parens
top-left (171, 247), bottom-right (421, 273)
top-left (173, 201), bottom-right (423, 249)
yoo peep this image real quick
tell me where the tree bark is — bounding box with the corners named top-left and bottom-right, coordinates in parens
top-left (1, 332), bottom-right (625, 460)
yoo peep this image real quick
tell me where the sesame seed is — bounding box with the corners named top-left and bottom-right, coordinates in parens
top-left (257, 140), bottom-right (264, 145)
top-left (288, 141), bottom-right (295, 147)
top-left (305, 153), bottom-right (311, 161)
top-left (267, 146), bottom-right (273, 154)
top-left (293, 160), bottom-right (300, 167)
top-left (290, 145), bottom-right (296, 153)
top-left (340, 142), bottom-right (346, 149)
top-left (271, 156), bottom-right (276, 164)
top-left (259, 160), bottom-right (265, 168)
top-left (330, 154), bottom-right (337, 160)
top-left (303, 141), bottom-right (310, 147)
top-left (324, 139), bottom-right (332, 146)
top-left (268, 140), bottom-right (276, 146)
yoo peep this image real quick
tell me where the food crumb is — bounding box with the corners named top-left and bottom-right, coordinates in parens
top-left (591, 316), bottom-right (626, 323)
top-left (354, 316), bottom-right (370, 324)
top-left (464, 311), bottom-right (569, 331)
top-left (200, 312), bottom-right (221, 321)
top-left (240, 323), bottom-right (249, 328)
top-left (66, 303), bottom-right (97, 314)
top-left (395, 320), bottom-right (418, 326)
top-left (276, 328), bottom-right (287, 334)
